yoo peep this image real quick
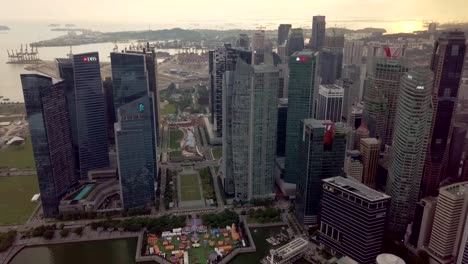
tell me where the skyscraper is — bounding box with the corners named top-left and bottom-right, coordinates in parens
top-left (319, 47), bottom-right (343, 85)
top-left (237, 33), bottom-right (250, 50)
top-left (284, 50), bottom-right (318, 184)
top-left (316, 84), bottom-right (344, 122)
top-left (222, 60), bottom-right (279, 200)
top-left (458, 214), bottom-right (468, 264)
top-left (311, 15), bottom-right (326, 51)
top-left (73, 52), bottom-right (110, 179)
top-left (209, 45), bottom-right (252, 141)
top-left (21, 74), bottom-right (77, 217)
top-left (319, 176), bottom-right (390, 264)
top-left (343, 40), bottom-right (364, 65)
top-left (287, 28), bottom-right (305, 56)
top-left (295, 120), bottom-right (346, 225)
top-left (423, 31), bottom-right (467, 197)
top-left (408, 197), bottom-right (437, 249)
top-left (428, 182), bottom-right (468, 264)
top-left (278, 24), bottom-right (291, 46)
top-left (115, 96), bottom-right (155, 209)
top-left (360, 138), bottom-right (380, 188)
top-left (251, 30), bottom-right (265, 65)
top-left (277, 99), bottom-right (288, 157)
top-left (386, 69), bottom-right (433, 235)
top-left (344, 150), bottom-right (363, 182)
top-left (362, 55), bottom-right (408, 147)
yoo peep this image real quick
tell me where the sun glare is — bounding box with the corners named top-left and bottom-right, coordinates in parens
top-left (392, 20), bottom-right (424, 33)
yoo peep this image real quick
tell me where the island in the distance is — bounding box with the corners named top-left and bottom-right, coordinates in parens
top-left (0, 25), bottom-right (10, 31)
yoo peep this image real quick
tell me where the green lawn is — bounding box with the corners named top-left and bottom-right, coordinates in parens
top-left (199, 168), bottom-right (216, 201)
top-left (0, 138), bottom-right (35, 169)
top-left (0, 175), bottom-right (39, 225)
top-left (161, 103), bottom-right (177, 115)
top-left (180, 174), bottom-right (202, 201)
top-left (212, 147), bottom-right (222, 160)
top-left (170, 129), bottom-right (184, 149)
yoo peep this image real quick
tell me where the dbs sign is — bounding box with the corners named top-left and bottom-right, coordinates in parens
top-left (82, 56), bottom-right (97, 62)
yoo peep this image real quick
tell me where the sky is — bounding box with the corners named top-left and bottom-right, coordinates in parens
top-left (1, 0), bottom-right (467, 32)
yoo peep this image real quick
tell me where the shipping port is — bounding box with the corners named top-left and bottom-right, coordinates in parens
top-left (6, 44), bottom-right (41, 64)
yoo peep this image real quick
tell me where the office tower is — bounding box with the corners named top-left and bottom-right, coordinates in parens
top-left (344, 150), bottom-right (363, 182)
top-left (316, 84), bottom-right (344, 122)
top-left (324, 34), bottom-right (345, 48)
top-left (362, 54), bottom-right (408, 147)
top-left (447, 121), bottom-right (468, 179)
top-left (277, 44), bottom-right (288, 62)
top-left (348, 103), bottom-right (363, 129)
top-left (222, 60), bottom-right (279, 199)
top-left (311, 15), bottom-right (326, 51)
top-left (360, 138), bottom-right (380, 188)
top-left (251, 30), bottom-right (265, 65)
top-left (277, 99), bottom-right (288, 157)
top-left (423, 31), bottom-right (467, 197)
top-left (110, 51), bottom-right (158, 157)
top-left (428, 23), bottom-right (437, 34)
top-left (341, 65), bottom-right (361, 120)
top-left (277, 63), bottom-right (289, 98)
top-left (428, 182), bottom-right (468, 264)
top-left (284, 50), bottom-right (319, 184)
top-left (343, 40), bottom-right (364, 65)
top-left (353, 122), bottom-right (369, 150)
top-left (103, 77), bottom-right (115, 142)
top-left (73, 52), bottom-right (110, 179)
top-left (319, 176), bottom-right (390, 264)
top-left (319, 47), bottom-right (343, 85)
top-left (386, 69), bottom-right (434, 235)
top-left (21, 74), bottom-right (77, 217)
top-left (408, 197), bottom-right (437, 249)
top-left (278, 24), bottom-right (291, 46)
top-left (237, 33), bottom-right (250, 50)
top-left (458, 214), bottom-right (468, 264)
top-left (115, 96), bottom-right (155, 209)
top-left (295, 120), bottom-right (346, 225)
top-left (209, 45), bottom-right (252, 140)
top-left (287, 28), bottom-right (305, 56)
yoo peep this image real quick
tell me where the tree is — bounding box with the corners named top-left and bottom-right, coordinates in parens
top-left (43, 230), bottom-right (55, 240)
top-left (73, 227), bottom-right (83, 236)
top-left (60, 229), bottom-right (70, 238)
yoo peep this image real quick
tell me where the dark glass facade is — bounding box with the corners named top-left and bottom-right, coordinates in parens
top-left (319, 47), bottom-right (343, 85)
top-left (276, 100), bottom-right (288, 157)
top-left (115, 96), bottom-right (155, 209)
top-left (284, 50), bottom-right (318, 184)
top-left (73, 52), bottom-right (110, 179)
top-left (278, 24), bottom-right (291, 46)
top-left (311, 16), bottom-right (326, 51)
top-left (287, 28), bottom-right (305, 56)
top-left (295, 119), bottom-right (346, 225)
top-left (21, 75), bottom-right (77, 217)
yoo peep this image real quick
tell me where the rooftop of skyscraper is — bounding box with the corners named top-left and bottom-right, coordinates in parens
top-left (440, 182), bottom-right (468, 197)
top-left (324, 176), bottom-right (390, 202)
top-left (361, 137), bottom-right (380, 145)
top-left (291, 50), bottom-right (318, 57)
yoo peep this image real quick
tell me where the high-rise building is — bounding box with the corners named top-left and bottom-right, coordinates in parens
top-left (360, 138), bottom-right (380, 188)
top-left (277, 63), bottom-right (289, 98)
top-left (362, 55), bottom-right (408, 147)
top-left (386, 69), bottom-right (433, 236)
top-left (209, 45), bottom-right (252, 140)
top-left (319, 176), bottom-right (390, 264)
top-left (423, 31), bottom-right (467, 197)
top-left (354, 122), bottom-right (369, 150)
top-left (408, 197), bottom-right (437, 249)
top-left (457, 214), bottom-right (468, 264)
top-left (324, 34), bottom-right (345, 48)
top-left (295, 120), bottom-right (346, 225)
top-left (251, 30), bottom-right (265, 65)
top-left (222, 60), bottom-right (278, 200)
top-left (287, 28), bottom-right (305, 56)
top-left (319, 47), bottom-right (343, 85)
top-left (73, 52), bottom-right (110, 179)
top-left (316, 84), bottom-right (344, 122)
top-left (237, 34), bottom-right (250, 50)
top-left (284, 50), bottom-right (319, 184)
top-left (311, 15), bottom-right (326, 51)
top-left (278, 24), bottom-right (291, 46)
top-left (277, 99), bottom-right (288, 157)
top-left (21, 74), bottom-right (77, 217)
top-left (344, 150), bottom-right (363, 182)
top-left (428, 182), bottom-right (468, 264)
top-left (115, 96), bottom-right (156, 209)
top-left (341, 74), bottom-right (361, 121)
top-left (110, 51), bottom-right (158, 169)
top-left (343, 40), bottom-right (364, 65)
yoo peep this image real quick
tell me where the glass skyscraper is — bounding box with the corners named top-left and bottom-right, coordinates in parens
top-left (115, 96), bottom-right (155, 209)
top-left (295, 119), bottom-right (346, 225)
top-left (222, 60), bottom-right (279, 200)
top-left (73, 52), bottom-right (110, 179)
top-left (284, 50), bottom-right (318, 184)
top-left (21, 74), bottom-right (77, 218)
top-left (287, 28), bottom-right (305, 56)
top-left (311, 16), bottom-right (326, 51)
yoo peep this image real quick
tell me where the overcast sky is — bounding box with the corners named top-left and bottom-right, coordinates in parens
top-left (2, 0), bottom-right (467, 27)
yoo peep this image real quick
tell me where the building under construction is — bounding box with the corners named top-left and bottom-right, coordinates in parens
top-left (6, 44), bottom-right (41, 64)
